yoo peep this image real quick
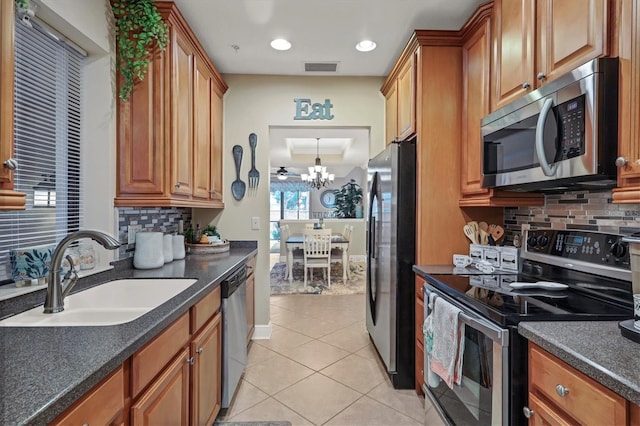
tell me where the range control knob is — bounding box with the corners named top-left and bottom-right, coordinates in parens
top-left (537, 235), bottom-right (549, 248)
top-left (610, 242), bottom-right (627, 258)
top-left (527, 236), bottom-right (538, 248)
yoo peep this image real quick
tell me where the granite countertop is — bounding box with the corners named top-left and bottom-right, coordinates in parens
top-left (519, 321), bottom-right (640, 404)
top-left (0, 242), bottom-right (257, 425)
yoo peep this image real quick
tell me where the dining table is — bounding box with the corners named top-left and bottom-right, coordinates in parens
top-left (285, 233), bottom-right (350, 284)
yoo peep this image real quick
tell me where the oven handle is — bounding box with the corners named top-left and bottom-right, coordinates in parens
top-left (424, 286), bottom-right (509, 347)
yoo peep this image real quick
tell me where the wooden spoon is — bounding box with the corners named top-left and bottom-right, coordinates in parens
top-left (464, 224), bottom-right (478, 244)
top-left (479, 229), bottom-right (489, 245)
top-left (488, 224), bottom-right (505, 242)
top-left (479, 221), bottom-right (488, 232)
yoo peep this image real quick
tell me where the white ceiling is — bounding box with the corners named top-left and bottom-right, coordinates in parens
top-left (171, 0), bottom-right (485, 178)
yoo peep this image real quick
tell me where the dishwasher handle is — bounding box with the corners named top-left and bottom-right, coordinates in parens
top-left (221, 265), bottom-right (247, 298)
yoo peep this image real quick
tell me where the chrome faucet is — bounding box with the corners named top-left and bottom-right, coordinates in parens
top-left (44, 230), bottom-right (121, 314)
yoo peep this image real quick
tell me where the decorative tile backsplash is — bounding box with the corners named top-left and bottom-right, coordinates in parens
top-left (504, 190), bottom-right (640, 243)
top-left (117, 207), bottom-right (192, 259)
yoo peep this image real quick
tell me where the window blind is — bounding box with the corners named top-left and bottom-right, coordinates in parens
top-left (0, 18), bottom-right (84, 282)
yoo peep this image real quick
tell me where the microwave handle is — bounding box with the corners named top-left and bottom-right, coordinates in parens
top-left (535, 97), bottom-right (558, 177)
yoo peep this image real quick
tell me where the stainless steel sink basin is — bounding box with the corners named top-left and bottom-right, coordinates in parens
top-left (0, 278), bottom-right (197, 327)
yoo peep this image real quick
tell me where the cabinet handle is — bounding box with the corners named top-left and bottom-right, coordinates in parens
top-left (555, 384), bottom-right (570, 397)
top-left (196, 348), bottom-right (204, 355)
top-left (186, 356), bottom-right (195, 365)
top-left (3, 158), bottom-right (17, 170)
top-left (616, 156), bottom-right (629, 167)
top-left (522, 81), bottom-right (531, 89)
top-left (175, 183), bottom-right (181, 189)
top-left (523, 406), bottom-right (534, 419)
top-left (537, 72), bottom-right (546, 81)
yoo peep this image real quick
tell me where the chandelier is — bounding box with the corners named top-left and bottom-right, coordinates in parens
top-left (301, 138), bottom-right (335, 189)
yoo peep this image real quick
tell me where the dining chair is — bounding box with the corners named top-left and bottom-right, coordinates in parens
top-left (332, 224), bottom-right (353, 275)
top-left (302, 229), bottom-right (332, 288)
top-left (280, 224), bottom-right (299, 279)
top-left (304, 223), bottom-right (315, 229)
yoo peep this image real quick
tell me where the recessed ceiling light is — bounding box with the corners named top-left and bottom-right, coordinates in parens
top-left (271, 39), bottom-right (291, 51)
top-left (355, 40), bottom-right (376, 52)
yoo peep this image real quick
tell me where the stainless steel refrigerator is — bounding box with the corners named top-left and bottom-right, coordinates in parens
top-left (366, 139), bottom-right (416, 389)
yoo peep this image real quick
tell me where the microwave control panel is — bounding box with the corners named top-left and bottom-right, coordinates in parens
top-left (555, 94), bottom-right (586, 160)
top-left (526, 229), bottom-right (630, 268)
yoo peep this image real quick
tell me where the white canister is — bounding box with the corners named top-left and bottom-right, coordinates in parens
top-left (163, 234), bottom-right (174, 263)
top-left (134, 232), bottom-right (164, 269)
top-left (172, 235), bottom-right (186, 260)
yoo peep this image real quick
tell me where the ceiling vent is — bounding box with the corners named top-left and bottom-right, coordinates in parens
top-left (304, 62), bottom-right (338, 72)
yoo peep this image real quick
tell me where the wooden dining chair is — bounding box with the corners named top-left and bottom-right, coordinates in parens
top-left (332, 224), bottom-right (353, 275)
top-left (302, 229), bottom-right (332, 288)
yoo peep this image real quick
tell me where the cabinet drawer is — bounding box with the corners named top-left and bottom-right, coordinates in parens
top-left (529, 343), bottom-right (627, 425)
top-left (52, 366), bottom-right (124, 425)
top-left (132, 312), bottom-right (190, 398)
top-left (191, 285), bottom-right (221, 333)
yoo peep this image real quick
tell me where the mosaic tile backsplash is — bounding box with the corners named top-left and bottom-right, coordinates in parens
top-left (504, 189), bottom-right (640, 243)
top-left (117, 207), bottom-right (192, 259)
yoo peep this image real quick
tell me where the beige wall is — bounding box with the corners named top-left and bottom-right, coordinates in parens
top-left (194, 74), bottom-right (384, 337)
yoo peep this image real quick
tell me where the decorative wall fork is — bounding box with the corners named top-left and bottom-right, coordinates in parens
top-left (248, 133), bottom-right (259, 191)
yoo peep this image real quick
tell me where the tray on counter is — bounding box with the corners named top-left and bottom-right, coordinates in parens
top-left (185, 241), bottom-right (229, 254)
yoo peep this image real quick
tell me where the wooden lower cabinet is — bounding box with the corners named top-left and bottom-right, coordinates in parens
top-left (415, 277), bottom-right (425, 395)
top-left (191, 312), bottom-right (222, 426)
top-left (132, 347), bottom-right (191, 426)
top-left (246, 255), bottom-right (256, 344)
top-left (527, 343), bottom-right (628, 425)
top-left (51, 366), bottom-right (124, 426)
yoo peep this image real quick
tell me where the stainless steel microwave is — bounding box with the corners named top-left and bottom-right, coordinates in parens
top-left (481, 58), bottom-right (618, 192)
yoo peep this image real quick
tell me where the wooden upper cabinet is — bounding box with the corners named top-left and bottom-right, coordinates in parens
top-left (193, 56), bottom-right (212, 200)
top-left (492, 0), bottom-right (535, 110)
top-left (382, 48), bottom-right (416, 144)
top-left (384, 83), bottom-right (398, 145)
top-left (613, 0), bottom-right (640, 203)
top-left (397, 54), bottom-right (416, 140)
top-left (115, 1), bottom-right (227, 208)
top-left (492, 0), bottom-right (609, 111)
top-left (460, 3), bottom-right (543, 207)
top-left (0, 0), bottom-right (25, 210)
top-left (170, 28), bottom-right (194, 198)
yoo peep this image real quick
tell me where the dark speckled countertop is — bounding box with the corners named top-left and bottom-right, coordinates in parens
top-left (0, 241), bottom-right (257, 425)
top-left (519, 321), bottom-right (640, 404)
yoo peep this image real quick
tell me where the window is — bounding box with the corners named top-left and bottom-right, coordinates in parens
top-left (0, 17), bottom-right (84, 282)
top-left (269, 183), bottom-right (310, 245)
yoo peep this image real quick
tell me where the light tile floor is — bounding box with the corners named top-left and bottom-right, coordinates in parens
top-left (218, 293), bottom-right (446, 425)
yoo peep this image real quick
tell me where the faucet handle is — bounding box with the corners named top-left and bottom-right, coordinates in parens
top-left (61, 254), bottom-right (79, 295)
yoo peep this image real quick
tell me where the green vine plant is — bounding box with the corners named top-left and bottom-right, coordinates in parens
top-left (15, 0), bottom-right (29, 10)
top-left (112, 0), bottom-right (168, 101)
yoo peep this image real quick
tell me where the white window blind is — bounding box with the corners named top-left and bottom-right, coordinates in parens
top-left (0, 18), bottom-right (84, 282)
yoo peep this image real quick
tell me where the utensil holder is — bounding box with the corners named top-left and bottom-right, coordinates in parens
top-left (134, 232), bottom-right (164, 269)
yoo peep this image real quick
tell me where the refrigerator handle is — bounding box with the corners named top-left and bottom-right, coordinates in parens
top-left (370, 216), bottom-right (376, 259)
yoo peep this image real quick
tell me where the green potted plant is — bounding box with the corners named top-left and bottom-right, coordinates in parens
top-left (111, 0), bottom-right (169, 101)
top-left (334, 179), bottom-right (363, 218)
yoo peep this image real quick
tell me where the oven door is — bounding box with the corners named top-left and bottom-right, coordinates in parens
top-left (423, 283), bottom-right (509, 426)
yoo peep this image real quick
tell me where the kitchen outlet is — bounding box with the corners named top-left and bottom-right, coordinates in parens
top-left (128, 225), bottom-right (143, 244)
top-left (251, 217), bottom-right (260, 230)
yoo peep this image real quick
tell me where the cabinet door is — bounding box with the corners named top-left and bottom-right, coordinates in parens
top-left (132, 348), bottom-right (190, 426)
top-left (384, 83), bottom-right (398, 145)
top-left (397, 55), bottom-right (416, 140)
top-left (170, 28), bottom-right (194, 197)
top-left (527, 393), bottom-right (575, 426)
top-left (461, 15), bottom-right (492, 196)
top-left (0, 0), bottom-right (25, 209)
top-left (492, 0), bottom-right (535, 110)
top-left (117, 47), bottom-right (165, 198)
top-left (210, 87), bottom-right (224, 203)
top-left (191, 313), bottom-right (222, 426)
top-left (193, 56), bottom-right (212, 200)
top-left (613, 0), bottom-right (640, 202)
top-left (536, 0), bottom-right (608, 85)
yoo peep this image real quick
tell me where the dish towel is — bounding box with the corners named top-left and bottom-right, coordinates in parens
top-left (430, 296), bottom-right (465, 389)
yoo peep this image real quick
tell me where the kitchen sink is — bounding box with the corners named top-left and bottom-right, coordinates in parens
top-left (0, 278), bottom-right (197, 327)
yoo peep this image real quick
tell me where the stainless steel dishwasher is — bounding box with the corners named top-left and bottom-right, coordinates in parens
top-left (221, 265), bottom-right (248, 408)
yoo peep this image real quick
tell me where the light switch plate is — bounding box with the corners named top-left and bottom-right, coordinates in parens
top-left (251, 217), bottom-right (260, 230)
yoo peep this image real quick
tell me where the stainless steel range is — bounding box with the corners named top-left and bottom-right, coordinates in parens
top-left (414, 229), bottom-right (634, 426)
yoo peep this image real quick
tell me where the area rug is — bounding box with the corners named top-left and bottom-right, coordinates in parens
top-left (270, 261), bottom-right (365, 295)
